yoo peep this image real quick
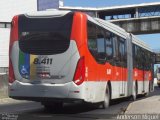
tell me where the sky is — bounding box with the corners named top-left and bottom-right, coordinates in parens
top-left (64, 0), bottom-right (160, 50)
top-left (64, 0), bottom-right (160, 7)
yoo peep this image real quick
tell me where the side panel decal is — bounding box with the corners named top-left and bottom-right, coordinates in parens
top-left (30, 55), bottom-right (37, 80)
top-left (19, 51), bottom-right (30, 79)
top-left (19, 51), bottom-right (37, 80)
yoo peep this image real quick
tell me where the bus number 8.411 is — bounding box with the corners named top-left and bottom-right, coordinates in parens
top-left (33, 58), bottom-right (53, 65)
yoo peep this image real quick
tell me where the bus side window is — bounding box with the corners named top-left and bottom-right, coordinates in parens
top-left (96, 27), bottom-right (106, 63)
top-left (87, 21), bottom-right (97, 59)
top-left (138, 47), bottom-right (143, 70)
top-left (119, 37), bottom-right (126, 63)
top-left (105, 31), bottom-right (113, 60)
top-left (112, 35), bottom-right (119, 61)
top-left (132, 44), bottom-right (136, 68)
top-left (118, 37), bottom-right (125, 62)
top-left (134, 45), bottom-right (140, 69)
top-left (144, 50), bottom-right (149, 70)
top-left (135, 45), bottom-right (139, 68)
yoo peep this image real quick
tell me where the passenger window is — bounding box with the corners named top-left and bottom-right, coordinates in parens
top-left (97, 38), bottom-right (105, 53)
top-left (135, 45), bottom-right (139, 68)
top-left (97, 28), bottom-right (106, 63)
top-left (112, 35), bottom-right (118, 61)
top-left (87, 22), bottom-right (97, 58)
top-left (138, 47), bottom-right (143, 69)
top-left (88, 39), bottom-right (97, 52)
top-left (132, 44), bottom-right (137, 68)
top-left (105, 31), bottom-right (113, 60)
top-left (118, 38), bottom-right (125, 62)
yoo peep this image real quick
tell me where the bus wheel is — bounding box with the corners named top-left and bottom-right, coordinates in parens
top-left (131, 83), bottom-right (137, 101)
top-left (102, 85), bottom-right (110, 109)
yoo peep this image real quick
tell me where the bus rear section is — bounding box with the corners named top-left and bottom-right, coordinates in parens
top-left (9, 11), bottom-right (87, 105)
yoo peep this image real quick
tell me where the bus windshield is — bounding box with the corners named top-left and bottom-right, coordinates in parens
top-left (18, 13), bottom-right (73, 55)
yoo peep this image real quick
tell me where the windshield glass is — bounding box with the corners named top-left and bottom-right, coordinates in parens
top-left (18, 12), bottom-right (73, 55)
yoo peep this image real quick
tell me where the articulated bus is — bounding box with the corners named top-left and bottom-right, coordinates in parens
top-left (9, 11), bottom-right (154, 109)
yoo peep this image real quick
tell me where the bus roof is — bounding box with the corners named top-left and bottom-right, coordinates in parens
top-left (24, 10), bottom-right (71, 18)
top-left (131, 34), bottom-right (153, 52)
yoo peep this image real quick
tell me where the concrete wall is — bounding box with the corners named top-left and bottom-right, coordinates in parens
top-left (0, 74), bottom-right (8, 98)
top-left (0, 68), bottom-right (8, 74)
top-left (0, 0), bottom-right (37, 22)
top-left (0, 28), bottom-right (10, 68)
top-left (0, 0), bottom-right (38, 70)
top-left (0, 0), bottom-right (38, 97)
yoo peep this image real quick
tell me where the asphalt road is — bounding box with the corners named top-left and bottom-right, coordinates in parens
top-left (0, 85), bottom-right (159, 120)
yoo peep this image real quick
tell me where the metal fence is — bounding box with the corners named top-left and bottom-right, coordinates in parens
top-left (0, 74), bottom-right (8, 98)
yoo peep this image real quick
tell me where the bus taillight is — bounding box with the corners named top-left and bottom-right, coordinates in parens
top-left (73, 57), bottom-right (85, 85)
top-left (9, 61), bottom-right (15, 83)
top-left (9, 16), bottom-right (18, 83)
top-left (9, 16), bottom-right (18, 52)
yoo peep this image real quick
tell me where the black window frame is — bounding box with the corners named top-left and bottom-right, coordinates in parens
top-left (87, 20), bottom-right (128, 66)
top-left (96, 26), bottom-right (106, 63)
top-left (118, 37), bottom-right (126, 62)
top-left (105, 31), bottom-right (113, 61)
top-left (18, 12), bottom-right (73, 55)
top-left (87, 21), bottom-right (106, 64)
